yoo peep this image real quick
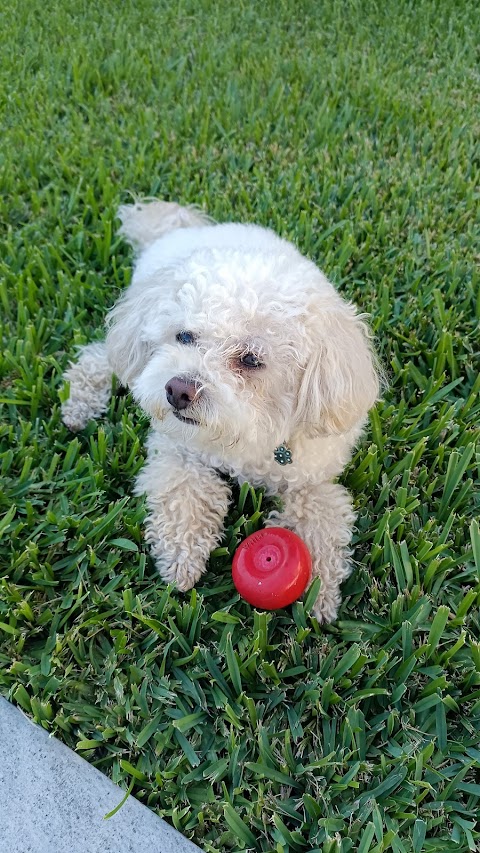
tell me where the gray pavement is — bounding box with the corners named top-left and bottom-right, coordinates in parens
top-left (0, 698), bottom-right (202, 853)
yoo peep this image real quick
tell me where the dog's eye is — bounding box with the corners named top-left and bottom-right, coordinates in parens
top-left (176, 331), bottom-right (196, 345)
top-left (240, 352), bottom-right (263, 369)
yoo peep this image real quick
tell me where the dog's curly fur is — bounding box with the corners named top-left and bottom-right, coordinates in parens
top-left (62, 200), bottom-right (380, 622)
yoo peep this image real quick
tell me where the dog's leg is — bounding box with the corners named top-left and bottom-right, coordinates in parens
top-left (135, 433), bottom-right (231, 591)
top-left (266, 482), bottom-right (355, 623)
top-left (61, 342), bottom-right (113, 431)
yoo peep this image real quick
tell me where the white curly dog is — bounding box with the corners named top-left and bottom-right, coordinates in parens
top-left (62, 200), bottom-right (380, 622)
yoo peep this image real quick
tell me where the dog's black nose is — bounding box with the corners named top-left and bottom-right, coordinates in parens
top-left (165, 376), bottom-right (199, 411)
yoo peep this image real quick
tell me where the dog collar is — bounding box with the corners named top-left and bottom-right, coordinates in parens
top-left (274, 443), bottom-right (293, 465)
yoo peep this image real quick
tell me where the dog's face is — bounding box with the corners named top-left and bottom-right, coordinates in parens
top-left (106, 238), bottom-right (379, 457)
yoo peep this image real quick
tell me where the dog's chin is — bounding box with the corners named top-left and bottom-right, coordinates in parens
top-left (172, 410), bottom-right (200, 426)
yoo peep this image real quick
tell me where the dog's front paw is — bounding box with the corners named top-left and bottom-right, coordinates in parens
top-left (61, 400), bottom-right (94, 432)
top-left (61, 342), bottom-right (113, 432)
top-left (311, 587), bottom-right (341, 625)
top-left (155, 553), bottom-right (206, 592)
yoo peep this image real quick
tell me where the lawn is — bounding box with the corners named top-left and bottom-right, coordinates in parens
top-left (1, 0), bottom-right (479, 850)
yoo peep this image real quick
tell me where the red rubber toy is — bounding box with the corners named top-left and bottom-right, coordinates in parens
top-left (232, 527), bottom-right (312, 610)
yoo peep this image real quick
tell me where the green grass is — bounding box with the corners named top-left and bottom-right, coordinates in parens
top-left (1, 0), bottom-right (479, 850)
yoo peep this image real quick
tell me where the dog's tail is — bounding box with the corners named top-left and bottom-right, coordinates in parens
top-left (117, 199), bottom-right (213, 252)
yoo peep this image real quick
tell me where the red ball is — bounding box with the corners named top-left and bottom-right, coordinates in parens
top-left (232, 527), bottom-right (312, 610)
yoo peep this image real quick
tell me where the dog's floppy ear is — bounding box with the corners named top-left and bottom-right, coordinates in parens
top-left (295, 303), bottom-right (380, 436)
top-left (105, 289), bottom-right (154, 386)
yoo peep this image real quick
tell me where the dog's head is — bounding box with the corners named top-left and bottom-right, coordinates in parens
top-left (106, 221), bottom-right (379, 458)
